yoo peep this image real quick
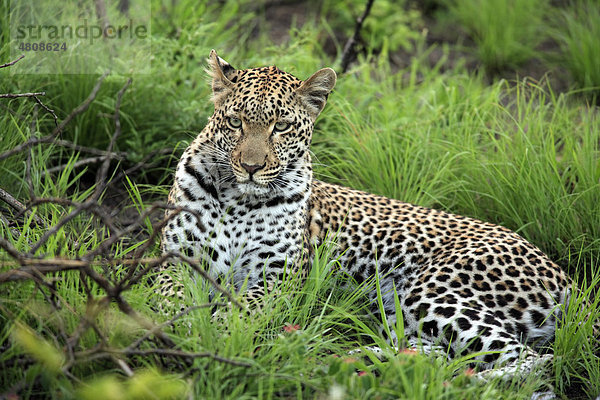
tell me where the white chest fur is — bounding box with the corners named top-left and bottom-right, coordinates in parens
top-left (163, 157), bottom-right (309, 289)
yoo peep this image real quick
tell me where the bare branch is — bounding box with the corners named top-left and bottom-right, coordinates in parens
top-left (47, 155), bottom-right (116, 174)
top-left (0, 187), bottom-right (27, 213)
top-left (27, 201), bottom-right (94, 255)
top-left (81, 347), bottom-right (252, 367)
top-left (0, 71), bottom-right (109, 162)
top-left (0, 257), bottom-right (167, 283)
top-left (0, 237), bottom-right (23, 261)
top-left (340, 0), bottom-right (375, 73)
top-left (0, 54), bottom-right (25, 69)
top-left (94, 0), bottom-right (110, 35)
top-left (53, 139), bottom-right (126, 158)
top-left (52, 71), bottom-right (110, 137)
top-left (92, 78), bottom-right (132, 199)
top-left (33, 96), bottom-right (59, 128)
top-left (0, 187), bottom-right (46, 227)
top-left (0, 92), bottom-right (46, 99)
top-left (0, 61), bottom-right (262, 391)
top-left (173, 252), bottom-right (245, 310)
top-left (128, 304), bottom-right (227, 350)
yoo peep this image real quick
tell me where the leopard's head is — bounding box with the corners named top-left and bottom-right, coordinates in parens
top-left (203, 50), bottom-right (336, 197)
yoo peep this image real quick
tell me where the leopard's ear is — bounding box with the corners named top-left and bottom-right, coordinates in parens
top-left (207, 49), bottom-right (236, 105)
top-left (296, 68), bottom-right (337, 119)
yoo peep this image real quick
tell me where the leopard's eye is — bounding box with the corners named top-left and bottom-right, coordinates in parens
top-left (228, 117), bottom-right (242, 129)
top-left (274, 122), bottom-right (290, 132)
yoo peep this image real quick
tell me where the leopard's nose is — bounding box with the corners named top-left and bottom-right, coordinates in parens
top-left (241, 162), bottom-right (265, 175)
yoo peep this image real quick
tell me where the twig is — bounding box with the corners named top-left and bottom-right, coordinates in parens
top-left (111, 148), bottom-right (173, 183)
top-left (0, 54), bottom-right (25, 68)
top-left (54, 139), bottom-right (126, 158)
top-left (14, 196), bottom-right (118, 234)
top-left (25, 76), bottom-right (123, 255)
top-left (27, 200), bottom-right (94, 255)
top-left (112, 293), bottom-right (183, 351)
top-left (0, 187), bottom-right (45, 227)
top-left (0, 236), bottom-right (24, 260)
top-left (81, 347), bottom-right (252, 367)
top-left (0, 257), bottom-right (169, 283)
top-left (173, 252), bottom-right (245, 310)
top-left (26, 149), bottom-right (35, 201)
top-left (95, 0), bottom-right (110, 35)
top-left (0, 71), bottom-right (109, 162)
top-left (92, 78), bottom-right (132, 200)
top-left (33, 96), bottom-right (59, 128)
top-left (128, 303), bottom-right (227, 350)
top-left (0, 65), bottom-right (258, 389)
top-left (0, 92), bottom-right (46, 99)
top-left (52, 71), bottom-right (110, 137)
top-left (340, 0), bottom-right (375, 73)
top-left (47, 155), bottom-right (116, 174)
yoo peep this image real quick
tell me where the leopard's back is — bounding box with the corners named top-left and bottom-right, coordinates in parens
top-left (308, 179), bottom-right (569, 366)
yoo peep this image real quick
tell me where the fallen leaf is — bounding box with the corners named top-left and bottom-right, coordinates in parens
top-left (283, 323), bottom-right (301, 333)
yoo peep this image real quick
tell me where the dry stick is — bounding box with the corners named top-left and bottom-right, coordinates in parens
top-left (173, 252), bottom-right (244, 310)
top-left (0, 264), bottom-right (81, 283)
top-left (83, 203), bottom-right (169, 261)
top-left (14, 242), bottom-right (189, 357)
top-left (0, 92), bottom-right (46, 99)
top-left (52, 71), bottom-right (110, 137)
top-left (0, 237), bottom-right (23, 260)
top-left (0, 188), bottom-right (27, 212)
top-left (29, 102), bottom-right (39, 146)
top-left (0, 74), bottom-right (243, 372)
top-left (0, 135), bottom-right (56, 162)
top-left (116, 254), bottom-right (170, 293)
top-left (53, 139), bottom-right (126, 158)
top-left (16, 207), bottom-right (186, 356)
top-left (125, 201), bottom-right (220, 267)
top-left (0, 71), bottom-right (109, 162)
top-left (0, 55), bottom-right (56, 134)
top-left (0, 257), bottom-right (171, 283)
top-left (340, 0), bottom-right (375, 73)
top-left (26, 149), bottom-right (35, 202)
top-left (116, 348), bottom-right (251, 367)
top-left (25, 75), bottom-right (114, 255)
top-left (130, 204), bottom-right (189, 260)
top-left (92, 78), bottom-right (132, 200)
top-left (110, 147), bottom-right (173, 183)
top-left (78, 348), bottom-right (252, 367)
top-left (112, 293), bottom-right (182, 351)
top-left (33, 95), bottom-right (59, 128)
top-left (28, 200), bottom-right (94, 255)
top-left (114, 204), bottom-right (242, 308)
top-left (13, 196), bottom-right (119, 235)
top-left (128, 303), bottom-right (228, 350)
top-left (0, 188), bottom-right (45, 227)
top-left (54, 79), bottom-right (132, 262)
top-left (47, 155), bottom-right (116, 174)
top-left (94, 0), bottom-right (110, 34)
top-left (67, 295), bottom-right (135, 378)
top-left (0, 54), bottom-right (25, 68)
top-left (0, 260), bottom-right (114, 376)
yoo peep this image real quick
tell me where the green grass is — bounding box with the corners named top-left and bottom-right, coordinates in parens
top-left (444, 0), bottom-right (549, 73)
top-left (550, 0), bottom-right (600, 100)
top-left (1, 0), bottom-right (600, 398)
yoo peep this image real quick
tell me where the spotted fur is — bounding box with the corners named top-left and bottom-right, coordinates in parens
top-left (161, 50), bottom-right (571, 376)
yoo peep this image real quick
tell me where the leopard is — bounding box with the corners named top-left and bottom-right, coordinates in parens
top-left (160, 50), bottom-right (572, 382)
